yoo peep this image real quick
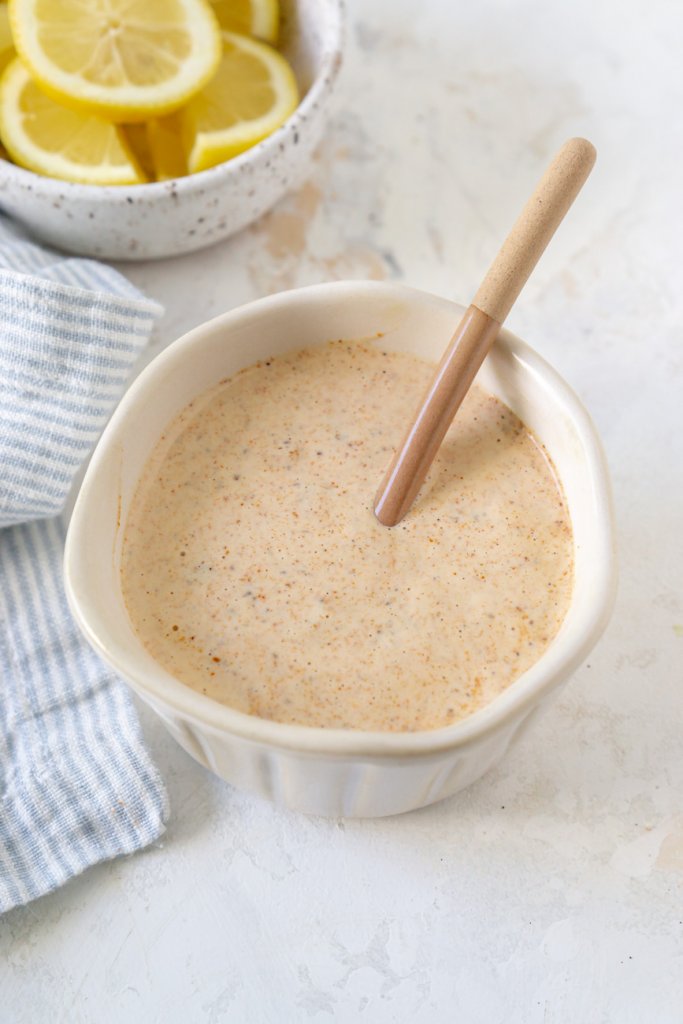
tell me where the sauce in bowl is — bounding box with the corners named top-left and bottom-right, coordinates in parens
top-left (121, 339), bottom-right (573, 731)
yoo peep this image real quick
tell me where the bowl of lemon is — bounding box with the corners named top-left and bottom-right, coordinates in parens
top-left (0, 0), bottom-right (343, 259)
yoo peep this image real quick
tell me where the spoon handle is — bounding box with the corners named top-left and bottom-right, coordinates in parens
top-left (473, 137), bottom-right (596, 322)
top-left (374, 138), bottom-right (596, 527)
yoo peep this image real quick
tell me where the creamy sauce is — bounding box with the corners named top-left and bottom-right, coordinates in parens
top-left (121, 341), bottom-right (573, 731)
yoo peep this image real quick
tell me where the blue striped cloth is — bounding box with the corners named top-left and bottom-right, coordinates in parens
top-left (0, 217), bottom-right (169, 913)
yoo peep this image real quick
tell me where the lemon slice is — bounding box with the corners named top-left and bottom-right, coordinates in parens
top-left (182, 31), bottom-right (298, 174)
top-left (209, 0), bottom-right (279, 44)
top-left (8, 0), bottom-right (222, 122)
top-left (0, 59), bottom-right (146, 184)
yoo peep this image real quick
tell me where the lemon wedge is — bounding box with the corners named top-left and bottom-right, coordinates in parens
top-left (125, 116), bottom-right (186, 180)
top-left (209, 0), bottom-right (279, 44)
top-left (122, 123), bottom-right (155, 180)
top-left (148, 114), bottom-right (187, 180)
top-left (182, 31), bottom-right (298, 174)
top-left (8, 0), bottom-right (222, 122)
top-left (0, 59), bottom-right (146, 184)
top-left (0, 5), bottom-right (15, 76)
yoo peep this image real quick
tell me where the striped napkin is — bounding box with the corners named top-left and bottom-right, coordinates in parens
top-left (0, 216), bottom-right (168, 913)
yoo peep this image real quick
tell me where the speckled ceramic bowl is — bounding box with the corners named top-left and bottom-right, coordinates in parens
top-left (64, 282), bottom-right (617, 818)
top-left (0, 0), bottom-right (343, 260)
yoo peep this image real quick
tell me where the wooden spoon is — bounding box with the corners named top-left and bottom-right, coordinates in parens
top-left (374, 137), bottom-right (596, 527)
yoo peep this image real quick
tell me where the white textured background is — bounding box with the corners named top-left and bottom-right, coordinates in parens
top-left (3, 0), bottom-right (683, 1020)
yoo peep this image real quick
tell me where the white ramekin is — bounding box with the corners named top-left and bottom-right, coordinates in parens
top-left (0, 0), bottom-right (344, 260)
top-left (64, 282), bottom-right (617, 817)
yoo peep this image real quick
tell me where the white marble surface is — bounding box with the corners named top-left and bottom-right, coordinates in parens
top-left (2, 0), bottom-right (683, 1020)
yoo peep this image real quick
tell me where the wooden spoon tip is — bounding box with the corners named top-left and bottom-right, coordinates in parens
top-left (562, 137), bottom-right (597, 170)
